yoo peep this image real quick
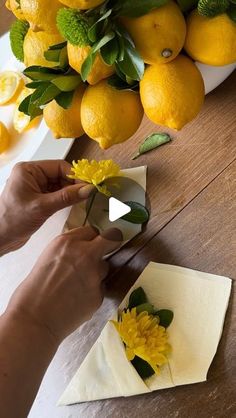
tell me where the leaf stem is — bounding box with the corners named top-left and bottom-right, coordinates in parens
top-left (82, 190), bottom-right (97, 226)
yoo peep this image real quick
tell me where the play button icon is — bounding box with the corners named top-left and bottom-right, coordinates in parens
top-left (109, 197), bottom-right (131, 222)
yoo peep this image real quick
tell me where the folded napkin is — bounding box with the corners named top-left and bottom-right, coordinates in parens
top-left (63, 166), bottom-right (147, 243)
top-left (59, 262), bottom-right (232, 405)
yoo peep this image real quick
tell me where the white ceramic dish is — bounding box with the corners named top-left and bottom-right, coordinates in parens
top-left (0, 31), bottom-right (235, 191)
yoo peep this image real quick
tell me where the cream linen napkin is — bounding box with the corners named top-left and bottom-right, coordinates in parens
top-left (59, 262), bottom-right (232, 405)
top-left (63, 166), bottom-right (147, 243)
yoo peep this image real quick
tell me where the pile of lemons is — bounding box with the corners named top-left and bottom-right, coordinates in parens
top-left (3, 0), bottom-right (236, 151)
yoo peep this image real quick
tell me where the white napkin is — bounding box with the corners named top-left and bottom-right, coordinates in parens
top-left (59, 262), bottom-right (232, 405)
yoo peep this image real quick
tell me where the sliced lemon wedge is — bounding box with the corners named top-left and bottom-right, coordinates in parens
top-left (0, 71), bottom-right (23, 105)
top-left (0, 121), bottom-right (10, 153)
top-left (13, 87), bottom-right (39, 133)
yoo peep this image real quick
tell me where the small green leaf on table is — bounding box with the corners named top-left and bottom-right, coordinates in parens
top-left (132, 133), bottom-right (172, 160)
top-left (121, 201), bottom-right (149, 224)
top-left (156, 309), bottom-right (174, 328)
top-left (128, 287), bottom-right (148, 309)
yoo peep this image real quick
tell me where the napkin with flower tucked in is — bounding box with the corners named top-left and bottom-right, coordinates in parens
top-left (63, 165), bottom-right (147, 243)
top-left (58, 262), bottom-right (231, 405)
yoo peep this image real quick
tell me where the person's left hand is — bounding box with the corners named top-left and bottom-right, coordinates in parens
top-left (0, 160), bottom-right (95, 254)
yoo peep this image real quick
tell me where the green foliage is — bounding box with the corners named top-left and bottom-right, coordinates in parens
top-left (57, 8), bottom-right (91, 46)
top-left (114, 0), bottom-right (169, 17)
top-left (198, 0), bottom-right (230, 17)
top-left (128, 287), bottom-right (148, 309)
top-left (121, 202), bottom-right (150, 224)
top-left (131, 356), bottom-right (155, 379)
top-left (19, 42), bottom-right (81, 119)
top-left (132, 133), bottom-right (172, 160)
top-left (10, 19), bottom-right (29, 62)
top-left (176, 0), bottom-right (198, 12)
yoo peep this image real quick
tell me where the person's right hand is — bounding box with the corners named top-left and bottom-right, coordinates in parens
top-left (6, 226), bottom-right (123, 344)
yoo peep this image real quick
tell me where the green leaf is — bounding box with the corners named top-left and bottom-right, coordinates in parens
top-left (131, 356), bottom-right (155, 379)
top-left (23, 66), bottom-right (63, 81)
top-left (136, 303), bottom-right (156, 315)
top-left (107, 74), bottom-right (139, 91)
top-left (116, 39), bottom-right (144, 81)
top-left (100, 37), bottom-right (119, 65)
top-left (29, 82), bottom-right (51, 103)
top-left (92, 31), bottom-right (116, 54)
top-left (44, 49), bottom-right (61, 63)
top-left (176, 0), bottom-right (198, 12)
top-left (81, 52), bottom-right (96, 82)
top-left (36, 84), bottom-right (60, 106)
top-left (25, 81), bottom-right (47, 89)
top-left (128, 287), bottom-right (147, 309)
top-left (55, 90), bottom-right (74, 109)
top-left (121, 201), bottom-right (149, 224)
top-left (51, 75), bottom-right (81, 91)
top-left (132, 133), bottom-right (171, 160)
top-left (156, 310), bottom-right (174, 328)
top-left (59, 46), bottom-right (69, 68)
top-left (198, 0), bottom-right (230, 17)
top-left (88, 9), bottom-right (112, 43)
top-left (227, 4), bottom-right (236, 22)
top-left (18, 94), bottom-right (32, 115)
top-left (116, 0), bottom-right (169, 17)
top-left (48, 41), bottom-right (67, 50)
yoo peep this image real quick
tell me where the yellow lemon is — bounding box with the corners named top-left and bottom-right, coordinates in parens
top-left (24, 29), bottom-right (63, 67)
top-left (5, 0), bottom-right (25, 20)
top-left (13, 87), bottom-right (40, 133)
top-left (59, 0), bottom-right (105, 9)
top-left (20, 0), bottom-right (62, 32)
top-left (67, 43), bottom-right (114, 85)
top-left (121, 1), bottom-right (186, 65)
top-left (43, 84), bottom-right (85, 139)
top-left (0, 121), bottom-right (10, 153)
top-left (81, 80), bottom-right (144, 149)
top-left (185, 10), bottom-right (236, 66)
top-left (0, 71), bottom-right (24, 106)
top-left (140, 55), bottom-right (205, 131)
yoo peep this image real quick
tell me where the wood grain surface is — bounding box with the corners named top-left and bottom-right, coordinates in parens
top-left (0, 4), bottom-right (236, 417)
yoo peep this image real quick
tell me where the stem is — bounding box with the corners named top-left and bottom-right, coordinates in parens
top-left (82, 190), bottom-right (97, 226)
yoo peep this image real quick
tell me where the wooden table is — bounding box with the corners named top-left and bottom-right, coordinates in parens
top-left (1, 6), bottom-right (236, 418)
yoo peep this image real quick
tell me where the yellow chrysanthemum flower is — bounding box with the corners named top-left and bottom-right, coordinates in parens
top-left (68, 159), bottom-right (121, 196)
top-left (112, 308), bottom-right (171, 374)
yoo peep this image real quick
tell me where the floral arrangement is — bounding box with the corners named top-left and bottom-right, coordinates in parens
top-left (112, 286), bottom-right (173, 379)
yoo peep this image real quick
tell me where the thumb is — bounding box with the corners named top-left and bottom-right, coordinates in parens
top-left (41, 183), bottom-right (96, 214)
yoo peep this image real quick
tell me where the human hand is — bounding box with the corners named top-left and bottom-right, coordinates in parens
top-left (0, 160), bottom-right (95, 255)
top-left (6, 226), bottom-right (123, 343)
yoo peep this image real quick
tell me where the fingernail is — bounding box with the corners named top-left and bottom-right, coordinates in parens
top-left (101, 228), bottom-right (123, 242)
top-left (78, 184), bottom-right (96, 199)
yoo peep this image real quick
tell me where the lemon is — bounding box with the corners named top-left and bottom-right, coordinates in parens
top-left (13, 87), bottom-right (39, 133)
top-left (5, 0), bottom-right (25, 20)
top-left (0, 122), bottom-right (10, 153)
top-left (121, 1), bottom-right (186, 65)
top-left (20, 0), bottom-right (62, 32)
top-left (23, 29), bottom-right (63, 67)
top-left (59, 0), bottom-right (105, 8)
top-left (67, 44), bottom-right (114, 85)
top-left (81, 80), bottom-right (144, 149)
top-left (43, 84), bottom-right (85, 139)
top-left (140, 55), bottom-right (205, 131)
top-left (185, 10), bottom-right (236, 66)
top-left (0, 71), bottom-right (23, 106)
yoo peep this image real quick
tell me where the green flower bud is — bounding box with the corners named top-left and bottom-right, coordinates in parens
top-left (57, 8), bottom-right (91, 47)
top-left (10, 19), bottom-right (29, 62)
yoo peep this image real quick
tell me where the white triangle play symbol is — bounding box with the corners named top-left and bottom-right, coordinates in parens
top-left (109, 197), bottom-right (131, 222)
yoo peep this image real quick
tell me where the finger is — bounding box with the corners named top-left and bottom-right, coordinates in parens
top-left (30, 160), bottom-right (73, 182)
top-left (96, 260), bottom-right (109, 282)
top-left (40, 183), bottom-right (96, 214)
top-left (91, 228), bottom-right (123, 258)
top-left (62, 226), bottom-right (99, 241)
